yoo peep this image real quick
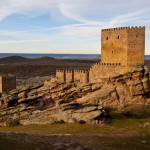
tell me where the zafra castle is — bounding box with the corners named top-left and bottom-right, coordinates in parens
top-left (0, 26), bottom-right (145, 94)
top-left (56, 26), bottom-right (145, 83)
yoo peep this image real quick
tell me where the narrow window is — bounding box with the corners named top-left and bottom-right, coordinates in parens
top-left (106, 37), bottom-right (108, 40)
top-left (112, 51), bottom-right (113, 53)
top-left (117, 35), bottom-right (119, 39)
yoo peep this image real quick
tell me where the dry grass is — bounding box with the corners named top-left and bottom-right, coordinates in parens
top-left (0, 108), bottom-right (150, 149)
top-left (0, 123), bottom-right (150, 150)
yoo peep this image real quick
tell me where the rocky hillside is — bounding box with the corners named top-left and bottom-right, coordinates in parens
top-left (0, 65), bottom-right (149, 126)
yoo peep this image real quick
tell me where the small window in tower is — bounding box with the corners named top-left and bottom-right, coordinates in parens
top-left (136, 35), bottom-right (138, 38)
top-left (112, 51), bottom-right (113, 53)
top-left (106, 37), bottom-right (108, 40)
top-left (117, 35), bottom-right (120, 39)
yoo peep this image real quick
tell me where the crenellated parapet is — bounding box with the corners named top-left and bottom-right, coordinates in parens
top-left (90, 62), bottom-right (121, 68)
top-left (102, 26), bottom-right (145, 32)
top-left (74, 69), bottom-right (89, 83)
top-left (55, 69), bottom-right (65, 81)
top-left (56, 69), bottom-right (89, 83)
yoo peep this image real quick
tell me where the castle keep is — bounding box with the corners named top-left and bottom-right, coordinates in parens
top-left (101, 26), bottom-right (145, 67)
top-left (56, 26), bottom-right (145, 83)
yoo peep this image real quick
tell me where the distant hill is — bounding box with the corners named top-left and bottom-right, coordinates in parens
top-left (0, 55), bottom-right (148, 78)
top-left (0, 56), bottom-right (99, 78)
top-left (0, 56), bottom-right (30, 64)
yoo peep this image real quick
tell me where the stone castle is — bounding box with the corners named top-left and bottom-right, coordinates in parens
top-left (56, 26), bottom-right (145, 82)
top-left (0, 26), bottom-right (145, 93)
top-left (0, 26), bottom-right (149, 127)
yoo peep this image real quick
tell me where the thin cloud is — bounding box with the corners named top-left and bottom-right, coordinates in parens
top-left (0, 23), bottom-right (93, 36)
top-left (108, 8), bottom-right (150, 27)
top-left (0, 39), bottom-right (54, 44)
top-left (0, 0), bottom-right (58, 21)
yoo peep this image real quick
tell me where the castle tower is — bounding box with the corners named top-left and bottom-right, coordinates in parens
top-left (101, 26), bottom-right (145, 67)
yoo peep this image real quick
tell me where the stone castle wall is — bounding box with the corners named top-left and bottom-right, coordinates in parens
top-left (101, 27), bottom-right (128, 66)
top-left (0, 74), bottom-right (16, 93)
top-left (56, 70), bottom-right (65, 82)
top-left (127, 27), bottom-right (145, 67)
top-left (56, 69), bottom-right (89, 83)
top-left (74, 70), bottom-right (89, 83)
top-left (56, 63), bottom-right (131, 83)
top-left (89, 62), bottom-right (124, 82)
top-left (66, 70), bottom-right (73, 82)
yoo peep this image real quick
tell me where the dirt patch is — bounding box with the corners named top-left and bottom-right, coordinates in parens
top-left (0, 132), bottom-right (150, 150)
top-left (16, 76), bottom-right (51, 88)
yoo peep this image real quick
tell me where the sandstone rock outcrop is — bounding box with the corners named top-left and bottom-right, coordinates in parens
top-left (0, 65), bottom-right (149, 126)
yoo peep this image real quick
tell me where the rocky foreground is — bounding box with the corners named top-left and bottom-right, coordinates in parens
top-left (0, 65), bottom-right (149, 126)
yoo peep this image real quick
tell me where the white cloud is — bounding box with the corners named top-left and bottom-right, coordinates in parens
top-left (0, 0), bottom-right (58, 21)
top-left (0, 26), bottom-right (62, 35)
top-left (61, 24), bottom-right (100, 38)
top-left (0, 0), bottom-right (149, 24)
top-left (58, 0), bottom-right (150, 23)
top-left (0, 0), bottom-right (149, 30)
top-left (57, 0), bottom-right (150, 39)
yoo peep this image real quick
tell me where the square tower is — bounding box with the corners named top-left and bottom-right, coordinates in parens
top-left (101, 26), bottom-right (145, 67)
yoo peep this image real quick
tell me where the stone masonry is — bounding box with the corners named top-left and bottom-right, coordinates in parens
top-left (56, 26), bottom-right (146, 83)
top-left (101, 26), bottom-right (145, 67)
top-left (56, 69), bottom-right (89, 83)
top-left (0, 74), bottom-right (16, 94)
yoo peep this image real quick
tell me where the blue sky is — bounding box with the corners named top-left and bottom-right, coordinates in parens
top-left (0, 0), bottom-right (150, 54)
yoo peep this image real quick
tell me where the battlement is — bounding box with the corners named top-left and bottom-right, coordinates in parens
top-left (91, 62), bottom-right (121, 66)
top-left (102, 26), bottom-right (145, 32)
top-left (74, 70), bottom-right (88, 73)
top-left (56, 69), bottom-right (89, 74)
top-left (56, 69), bottom-right (89, 83)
